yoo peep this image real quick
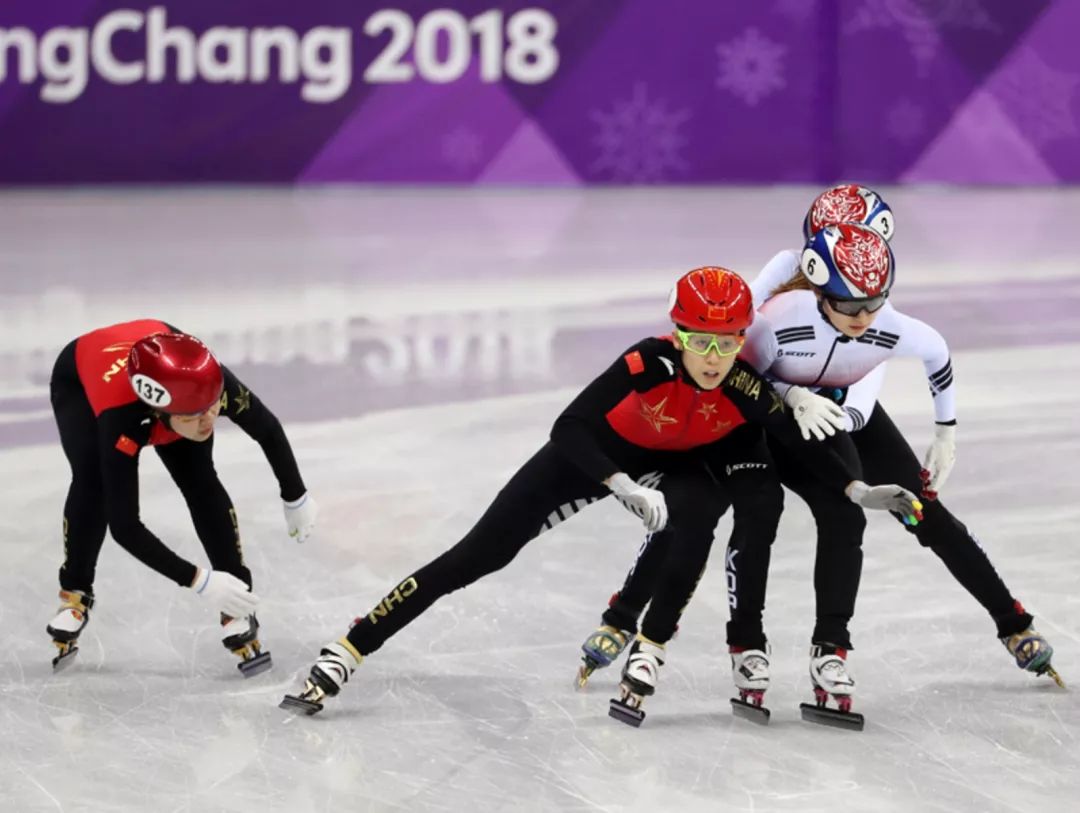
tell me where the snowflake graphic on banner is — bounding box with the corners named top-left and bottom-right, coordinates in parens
top-left (994, 48), bottom-right (1080, 146)
top-left (844, 0), bottom-right (998, 77)
top-left (590, 82), bottom-right (691, 182)
top-left (441, 126), bottom-right (483, 172)
top-left (715, 27), bottom-right (787, 107)
top-left (886, 98), bottom-right (926, 142)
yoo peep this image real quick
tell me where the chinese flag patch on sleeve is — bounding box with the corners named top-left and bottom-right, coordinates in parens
top-left (623, 351), bottom-right (645, 375)
top-left (115, 435), bottom-right (139, 457)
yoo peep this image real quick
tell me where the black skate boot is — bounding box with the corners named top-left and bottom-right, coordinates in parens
top-left (46, 590), bottom-right (94, 670)
top-left (221, 614), bottom-right (272, 677)
top-left (280, 639), bottom-right (363, 716)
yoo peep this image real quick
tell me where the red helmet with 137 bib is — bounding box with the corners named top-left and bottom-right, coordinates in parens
top-left (127, 332), bottom-right (224, 415)
top-left (668, 267), bottom-right (754, 332)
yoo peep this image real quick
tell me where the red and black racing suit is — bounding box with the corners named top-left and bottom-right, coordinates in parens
top-left (341, 337), bottom-right (860, 657)
top-left (49, 319), bottom-right (306, 597)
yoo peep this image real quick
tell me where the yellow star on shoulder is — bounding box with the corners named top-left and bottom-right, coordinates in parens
top-left (233, 387), bottom-right (251, 414)
top-left (711, 419), bottom-right (734, 434)
top-left (640, 396), bottom-right (679, 433)
top-left (696, 402), bottom-right (718, 421)
top-left (768, 390), bottom-right (785, 415)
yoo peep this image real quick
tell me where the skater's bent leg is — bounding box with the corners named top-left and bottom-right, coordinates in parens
top-left (347, 444), bottom-right (607, 656)
top-left (715, 433), bottom-right (785, 650)
top-left (639, 468), bottom-right (729, 644)
top-left (855, 406), bottom-right (1031, 636)
top-left (51, 354), bottom-right (108, 595)
top-left (808, 496), bottom-right (865, 649)
top-left (601, 529), bottom-right (672, 632)
top-left (910, 501), bottom-right (1031, 636)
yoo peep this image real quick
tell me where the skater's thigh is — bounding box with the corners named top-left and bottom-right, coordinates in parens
top-left (710, 429), bottom-right (783, 521)
top-left (657, 464), bottom-right (725, 533)
top-left (851, 405), bottom-right (922, 491)
top-left (455, 442), bottom-right (609, 556)
top-left (52, 387), bottom-right (101, 485)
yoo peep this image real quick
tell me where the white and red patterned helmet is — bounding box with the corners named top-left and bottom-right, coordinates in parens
top-left (803, 183), bottom-right (894, 243)
top-left (800, 223), bottom-right (894, 301)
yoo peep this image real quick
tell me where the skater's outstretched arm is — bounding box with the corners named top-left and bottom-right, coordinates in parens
top-left (720, 361), bottom-right (922, 520)
top-left (219, 367), bottom-right (306, 501)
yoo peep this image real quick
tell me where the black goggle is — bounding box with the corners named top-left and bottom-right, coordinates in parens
top-left (825, 293), bottom-right (888, 316)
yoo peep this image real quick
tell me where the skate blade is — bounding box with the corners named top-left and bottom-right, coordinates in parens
top-left (730, 697), bottom-right (770, 726)
top-left (799, 702), bottom-right (865, 731)
top-left (279, 693), bottom-right (324, 716)
top-left (237, 651), bottom-right (273, 678)
top-left (608, 698), bottom-right (646, 727)
top-left (576, 662), bottom-right (598, 690)
top-left (1043, 667), bottom-right (1066, 689)
top-left (51, 646), bottom-right (79, 671)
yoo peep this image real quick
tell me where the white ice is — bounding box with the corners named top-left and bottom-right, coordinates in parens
top-left (1, 188), bottom-right (1079, 812)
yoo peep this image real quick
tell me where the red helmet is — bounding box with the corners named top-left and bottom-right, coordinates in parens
top-left (127, 332), bottom-right (223, 415)
top-left (668, 267), bottom-right (754, 332)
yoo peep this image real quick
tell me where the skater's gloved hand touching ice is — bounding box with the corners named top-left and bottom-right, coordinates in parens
top-left (606, 473), bottom-right (668, 532)
top-left (784, 386), bottom-right (846, 441)
top-left (283, 492), bottom-right (318, 543)
top-left (846, 481), bottom-right (924, 525)
top-left (920, 423), bottom-right (956, 500)
top-left (191, 567), bottom-right (259, 617)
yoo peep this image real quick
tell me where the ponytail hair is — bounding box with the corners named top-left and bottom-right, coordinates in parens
top-left (765, 271), bottom-right (816, 300)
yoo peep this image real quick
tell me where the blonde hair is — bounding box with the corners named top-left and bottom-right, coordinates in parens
top-left (766, 271), bottom-right (817, 300)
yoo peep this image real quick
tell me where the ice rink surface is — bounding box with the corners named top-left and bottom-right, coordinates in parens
top-left (1, 187), bottom-right (1079, 812)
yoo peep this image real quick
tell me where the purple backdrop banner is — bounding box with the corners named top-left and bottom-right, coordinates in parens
top-left (0, 1), bottom-right (1075, 184)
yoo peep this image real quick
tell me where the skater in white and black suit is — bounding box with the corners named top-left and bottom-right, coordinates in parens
top-left (581, 195), bottom-right (1063, 720)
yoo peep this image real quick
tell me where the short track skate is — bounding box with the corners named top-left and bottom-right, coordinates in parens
top-left (231, 640), bottom-right (272, 678)
top-left (576, 625), bottom-right (630, 689)
top-left (1001, 628), bottom-right (1066, 688)
top-left (47, 590), bottom-right (93, 671)
top-left (800, 688), bottom-right (864, 731)
top-left (222, 615), bottom-right (272, 678)
top-left (609, 680), bottom-right (648, 727)
top-left (50, 639), bottom-right (79, 671)
top-left (280, 641), bottom-right (359, 716)
top-left (730, 689), bottom-right (770, 725)
top-left (279, 679), bottom-right (329, 716)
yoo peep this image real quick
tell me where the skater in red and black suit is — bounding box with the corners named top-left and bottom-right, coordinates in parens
top-left (47, 319), bottom-right (318, 675)
top-left (281, 268), bottom-right (922, 723)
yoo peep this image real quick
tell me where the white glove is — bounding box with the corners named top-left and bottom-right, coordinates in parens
top-left (783, 386), bottom-right (846, 441)
top-left (283, 492), bottom-right (318, 543)
top-left (607, 473), bottom-right (668, 533)
top-left (191, 568), bottom-right (259, 617)
top-left (847, 481), bottom-right (924, 525)
top-left (921, 424), bottom-right (956, 498)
